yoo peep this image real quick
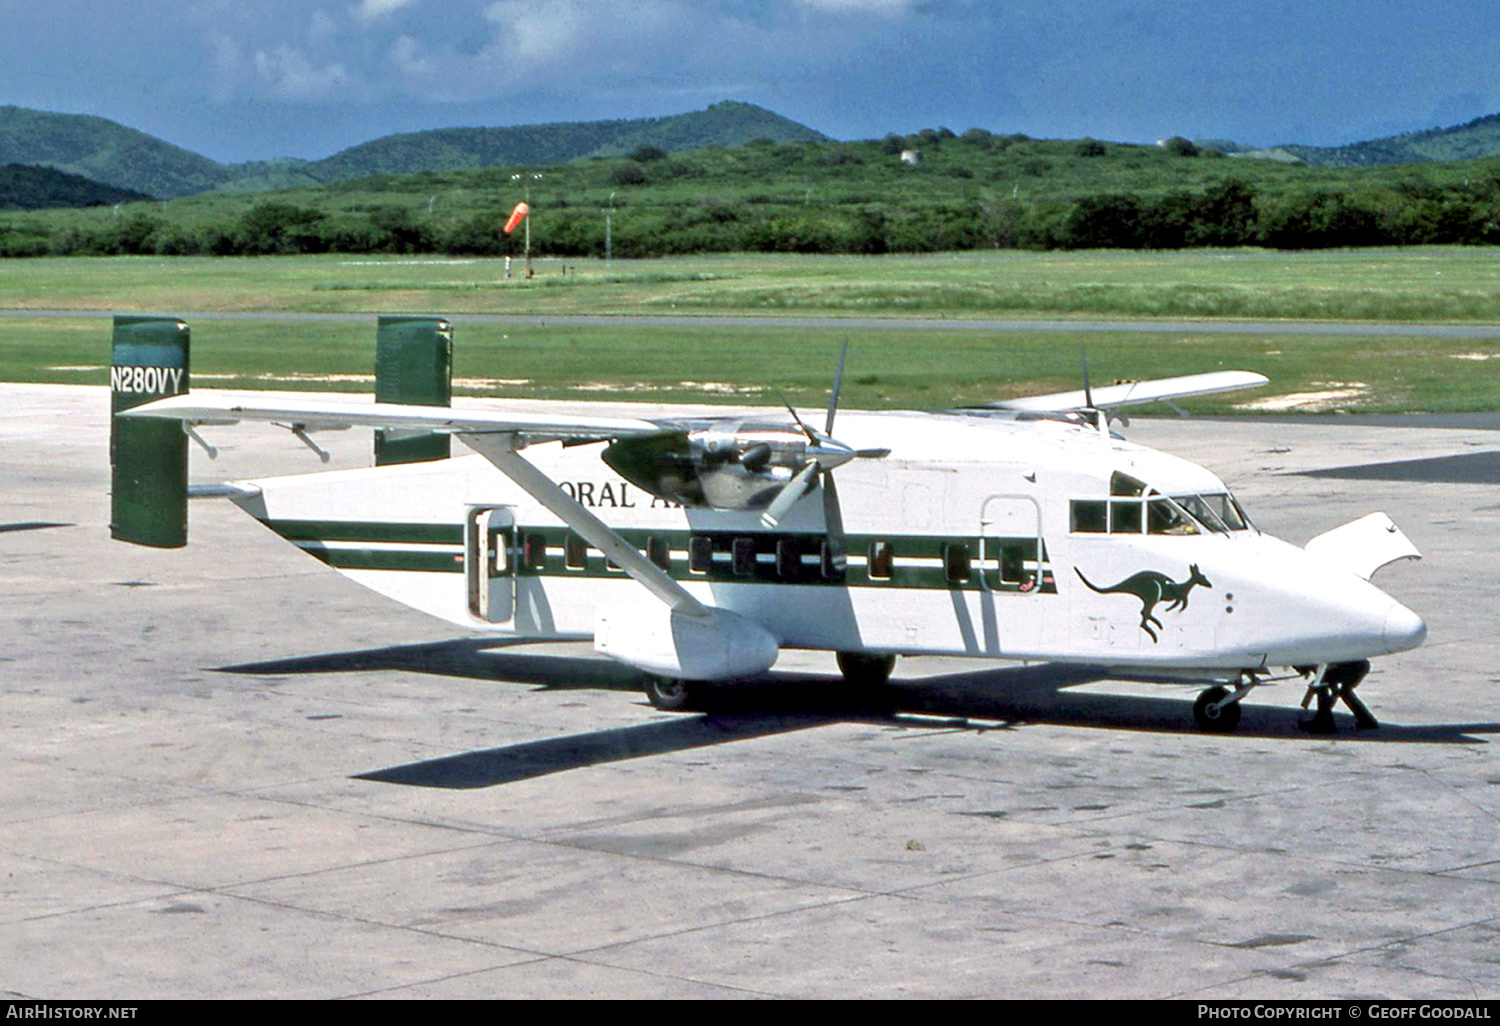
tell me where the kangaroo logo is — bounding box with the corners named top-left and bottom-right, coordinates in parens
top-left (1075, 564), bottom-right (1212, 643)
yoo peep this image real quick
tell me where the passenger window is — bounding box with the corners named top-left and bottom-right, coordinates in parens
top-left (943, 543), bottom-right (972, 583)
top-left (732, 537), bottom-right (757, 576)
top-left (688, 535), bottom-right (713, 573)
top-left (1071, 500), bottom-right (1107, 533)
top-left (999, 543), bottom-right (1024, 584)
top-left (868, 541), bottom-right (894, 580)
top-left (821, 541), bottom-right (846, 579)
top-left (1148, 499), bottom-right (1199, 535)
top-left (565, 534), bottom-right (588, 569)
top-left (647, 536), bottom-right (671, 570)
top-left (523, 533), bottom-right (548, 571)
top-left (776, 539), bottom-right (801, 579)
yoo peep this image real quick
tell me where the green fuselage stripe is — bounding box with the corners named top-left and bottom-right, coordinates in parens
top-left (265, 519), bottom-right (1058, 594)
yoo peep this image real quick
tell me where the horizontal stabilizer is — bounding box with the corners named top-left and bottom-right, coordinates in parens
top-left (982, 371), bottom-right (1269, 413)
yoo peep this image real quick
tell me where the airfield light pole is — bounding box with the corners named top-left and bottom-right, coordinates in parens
top-left (512, 173), bottom-right (542, 278)
top-left (605, 192), bottom-right (615, 267)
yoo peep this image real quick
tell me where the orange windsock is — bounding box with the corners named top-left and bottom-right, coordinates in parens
top-left (502, 202), bottom-right (530, 235)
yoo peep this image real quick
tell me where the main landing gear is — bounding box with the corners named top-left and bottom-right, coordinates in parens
top-left (1192, 685), bottom-right (1244, 732)
top-left (836, 651), bottom-right (897, 688)
top-left (642, 652), bottom-right (900, 712)
top-left (642, 675), bottom-right (701, 712)
top-left (1298, 660), bottom-right (1376, 734)
top-left (1191, 674), bottom-right (1265, 733)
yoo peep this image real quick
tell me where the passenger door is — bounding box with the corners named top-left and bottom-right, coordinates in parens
top-left (979, 494), bottom-right (1047, 593)
top-left (465, 505), bottom-right (515, 624)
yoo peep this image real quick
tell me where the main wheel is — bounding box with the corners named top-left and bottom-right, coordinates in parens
top-left (643, 675), bottom-right (698, 711)
top-left (1193, 686), bottom-right (1242, 732)
top-left (836, 651), bottom-right (897, 687)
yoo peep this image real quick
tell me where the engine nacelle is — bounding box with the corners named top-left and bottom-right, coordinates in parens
top-left (594, 602), bottom-right (780, 680)
top-left (601, 421), bottom-right (812, 510)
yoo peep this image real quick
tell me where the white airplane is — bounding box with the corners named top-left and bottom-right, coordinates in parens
top-left (110, 318), bottom-right (1425, 734)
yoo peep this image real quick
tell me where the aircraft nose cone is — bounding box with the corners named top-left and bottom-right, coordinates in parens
top-left (1383, 603), bottom-right (1427, 653)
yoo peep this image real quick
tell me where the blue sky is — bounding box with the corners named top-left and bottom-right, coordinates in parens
top-left (6, 0), bottom-right (1499, 162)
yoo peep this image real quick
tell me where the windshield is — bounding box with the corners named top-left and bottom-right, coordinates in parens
top-left (1074, 476), bottom-right (1254, 537)
top-left (1170, 493), bottom-right (1251, 532)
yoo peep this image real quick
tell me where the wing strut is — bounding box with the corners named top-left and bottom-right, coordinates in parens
top-left (459, 433), bottom-right (709, 619)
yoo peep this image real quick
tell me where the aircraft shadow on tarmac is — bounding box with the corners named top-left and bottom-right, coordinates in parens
top-left (216, 640), bottom-right (1500, 789)
top-left (0, 521), bottom-right (72, 534)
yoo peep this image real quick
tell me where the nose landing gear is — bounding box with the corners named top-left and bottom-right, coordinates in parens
top-left (1298, 660), bottom-right (1376, 734)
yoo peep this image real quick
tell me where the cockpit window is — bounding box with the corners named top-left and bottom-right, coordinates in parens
top-left (1077, 478), bottom-right (1251, 537)
top-left (1147, 498), bottom-right (1199, 535)
top-left (1170, 493), bottom-right (1250, 532)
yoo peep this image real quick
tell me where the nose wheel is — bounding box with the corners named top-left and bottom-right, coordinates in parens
top-left (1193, 685), bottom-right (1242, 732)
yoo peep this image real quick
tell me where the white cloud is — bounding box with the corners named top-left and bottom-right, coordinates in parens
top-left (483, 1), bottom-right (590, 64)
top-left (353, 0), bottom-right (420, 23)
top-left (390, 34), bottom-right (434, 76)
top-left (253, 45), bottom-right (355, 99)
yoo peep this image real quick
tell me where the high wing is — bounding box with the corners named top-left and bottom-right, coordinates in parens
top-left (122, 391), bottom-right (711, 618)
top-left (124, 391), bottom-right (668, 445)
top-left (973, 370), bottom-right (1269, 413)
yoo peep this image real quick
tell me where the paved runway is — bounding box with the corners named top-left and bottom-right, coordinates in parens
top-left (3, 384), bottom-right (1498, 999)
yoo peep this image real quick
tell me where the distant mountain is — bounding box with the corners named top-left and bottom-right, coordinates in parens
top-left (300, 101), bottom-right (829, 182)
top-left (0, 163), bottom-right (156, 209)
top-left (0, 102), bottom-right (829, 199)
top-left (0, 106), bottom-right (230, 198)
top-left (1240, 113), bottom-right (1500, 168)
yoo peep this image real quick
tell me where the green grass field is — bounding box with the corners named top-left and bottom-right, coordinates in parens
top-left (5, 247), bottom-right (1500, 320)
top-left (3, 248), bottom-right (1499, 413)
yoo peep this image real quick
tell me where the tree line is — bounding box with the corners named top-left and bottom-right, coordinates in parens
top-left (4, 178), bottom-right (1500, 258)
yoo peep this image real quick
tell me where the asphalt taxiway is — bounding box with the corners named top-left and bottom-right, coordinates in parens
top-left (2, 383), bottom-right (1498, 999)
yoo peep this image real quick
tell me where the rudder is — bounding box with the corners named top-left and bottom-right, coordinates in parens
top-left (374, 314), bottom-right (452, 466)
top-left (110, 316), bottom-right (190, 548)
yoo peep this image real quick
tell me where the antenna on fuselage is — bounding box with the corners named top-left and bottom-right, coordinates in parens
top-left (1081, 345), bottom-right (1109, 440)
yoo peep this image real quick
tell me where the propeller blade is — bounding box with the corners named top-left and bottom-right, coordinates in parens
top-left (772, 386), bottom-right (819, 445)
top-left (826, 339), bottom-right (849, 436)
top-left (854, 447), bottom-right (891, 459)
top-left (1081, 345), bottom-right (1095, 410)
top-left (822, 472), bottom-right (847, 573)
top-left (760, 462), bottom-right (818, 528)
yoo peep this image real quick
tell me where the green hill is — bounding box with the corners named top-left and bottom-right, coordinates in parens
top-left (14, 124), bottom-right (1500, 259)
top-left (0, 102), bottom-right (828, 197)
top-left (1278, 113), bottom-right (1500, 167)
top-left (0, 163), bottom-right (155, 209)
top-left (299, 102), bottom-right (828, 183)
top-left (0, 106), bottom-right (231, 198)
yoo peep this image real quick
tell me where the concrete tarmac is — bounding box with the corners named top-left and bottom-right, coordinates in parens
top-left (2, 384), bottom-right (1498, 999)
